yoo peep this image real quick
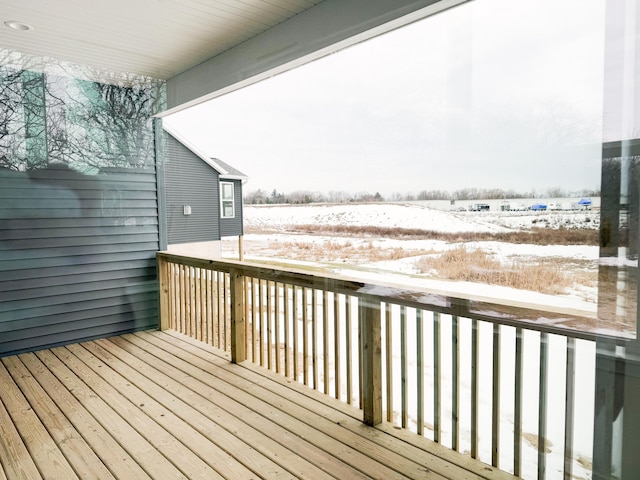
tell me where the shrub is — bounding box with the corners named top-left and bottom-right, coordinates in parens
top-left (416, 246), bottom-right (573, 295)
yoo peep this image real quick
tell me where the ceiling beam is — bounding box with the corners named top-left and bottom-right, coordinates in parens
top-left (163, 0), bottom-right (469, 115)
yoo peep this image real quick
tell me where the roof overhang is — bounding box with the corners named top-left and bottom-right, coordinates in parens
top-left (163, 0), bottom-right (469, 114)
top-left (0, 0), bottom-right (469, 113)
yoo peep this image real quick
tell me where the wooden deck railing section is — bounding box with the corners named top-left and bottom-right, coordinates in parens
top-left (157, 252), bottom-right (611, 479)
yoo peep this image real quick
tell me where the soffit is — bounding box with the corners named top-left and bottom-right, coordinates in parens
top-left (0, 0), bottom-right (324, 79)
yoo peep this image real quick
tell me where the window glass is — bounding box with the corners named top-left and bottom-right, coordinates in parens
top-left (221, 181), bottom-right (235, 218)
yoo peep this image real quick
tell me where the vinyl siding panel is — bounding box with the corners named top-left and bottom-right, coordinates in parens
top-left (220, 178), bottom-right (244, 237)
top-left (0, 167), bottom-right (159, 357)
top-left (165, 134), bottom-right (221, 244)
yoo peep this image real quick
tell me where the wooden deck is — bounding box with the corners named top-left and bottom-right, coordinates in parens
top-left (0, 330), bottom-right (516, 480)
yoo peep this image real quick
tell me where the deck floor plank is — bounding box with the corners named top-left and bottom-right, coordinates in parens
top-left (17, 352), bottom-right (153, 480)
top-left (109, 334), bottom-right (372, 480)
top-left (0, 331), bottom-right (518, 480)
top-left (55, 344), bottom-right (226, 480)
top-left (156, 330), bottom-right (516, 480)
top-left (133, 331), bottom-right (452, 480)
top-left (1, 355), bottom-right (116, 480)
top-left (0, 360), bottom-right (77, 480)
top-left (98, 336), bottom-right (346, 480)
top-left (0, 367), bottom-right (42, 480)
top-left (74, 340), bottom-right (290, 480)
top-left (34, 348), bottom-right (189, 480)
top-left (179, 337), bottom-right (511, 480)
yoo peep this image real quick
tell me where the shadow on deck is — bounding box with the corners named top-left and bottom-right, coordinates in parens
top-left (0, 330), bottom-right (514, 480)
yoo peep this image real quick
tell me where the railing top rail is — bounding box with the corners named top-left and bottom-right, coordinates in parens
top-left (157, 252), bottom-right (633, 344)
top-left (157, 251), bottom-right (367, 295)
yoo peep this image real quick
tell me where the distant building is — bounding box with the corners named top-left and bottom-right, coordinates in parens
top-left (162, 125), bottom-right (247, 258)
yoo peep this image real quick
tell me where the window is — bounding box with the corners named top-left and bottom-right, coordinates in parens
top-left (220, 181), bottom-right (235, 218)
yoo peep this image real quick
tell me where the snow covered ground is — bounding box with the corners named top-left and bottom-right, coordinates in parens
top-left (243, 201), bottom-right (600, 233)
top-left (227, 202), bottom-right (602, 318)
top-left (245, 202), bottom-right (514, 233)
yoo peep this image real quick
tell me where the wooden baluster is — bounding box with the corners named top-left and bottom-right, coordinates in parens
top-left (433, 312), bottom-right (441, 443)
top-left (492, 324), bottom-right (501, 468)
top-left (401, 306), bottom-right (408, 429)
top-left (323, 290), bottom-right (329, 394)
top-left (514, 327), bottom-right (523, 475)
top-left (452, 315), bottom-right (460, 450)
top-left (385, 302), bottom-right (393, 422)
top-left (538, 332), bottom-right (549, 480)
top-left (334, 292), bottom-right (341, 400)
top-left (312, 289), bottom-right (318, 390)
top-left (275, 282), bottom-right (281, 374)
top-left (346, 295), bottom-right (353, 404)
top-left (303, 287), bottom-right (309, 386)
top-left (471, 319), bottom-right (479, 458)
top-left (417, 309), bottom-right (424, 436)
top-left (563, 337), bottom-right (576, 480)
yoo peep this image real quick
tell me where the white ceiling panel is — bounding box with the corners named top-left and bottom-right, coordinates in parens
top-left (0, 0), bottom-right (324, 79)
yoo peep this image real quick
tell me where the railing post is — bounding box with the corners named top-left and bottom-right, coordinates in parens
top-left (230, 268), bottom-right (246, 363)
top-left (360, 295), bottom-right (382, 426)
top-left (157, 254), bottom-right (170, 331)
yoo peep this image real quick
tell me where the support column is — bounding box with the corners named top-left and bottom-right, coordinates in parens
top-left (230, 269), bottom-right (246, 363)
top-left (360, 296), bottom-right (382, 426)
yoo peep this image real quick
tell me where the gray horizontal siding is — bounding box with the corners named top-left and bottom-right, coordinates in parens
top-left (165, 134), bottom-right (221, 244)
top-left (2, 242), bottom-right (159, 264)
top-left (0, 167), bottom-right (159, 357)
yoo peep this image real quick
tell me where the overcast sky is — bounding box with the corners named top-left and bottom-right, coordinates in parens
top-left (164, 0), bottom-right (606, 197)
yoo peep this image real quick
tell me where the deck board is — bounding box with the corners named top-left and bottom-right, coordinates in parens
top-left (0, 360), bottom-right (77, 479)
top-left (102, 336), bottom-right (344, 480)
top-left (17, 352), bottom-right (153, 480)
top-left (126, 333), bottom-right (424, 480)
top-left (2, 356), bottom-right (113, 480)
top-left (0, 365), bottom-right (42, 480)
top-left (0, 330), bottom-right (517, 480)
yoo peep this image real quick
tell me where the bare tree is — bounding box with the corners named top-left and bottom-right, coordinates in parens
top-left (0, 59), bottom-right (163, 174)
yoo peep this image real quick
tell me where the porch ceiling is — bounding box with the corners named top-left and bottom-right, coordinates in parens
top-left (0, 0), bottom-right (324, 79)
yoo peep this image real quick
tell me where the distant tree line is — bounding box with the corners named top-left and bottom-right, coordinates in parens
top-left (244, 189), bottom-right (385, 205)
top-left (244, 186), bottom-right (600, 205)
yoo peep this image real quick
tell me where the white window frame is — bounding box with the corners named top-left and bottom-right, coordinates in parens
top-left (220, 181), bottom-right (235, 219)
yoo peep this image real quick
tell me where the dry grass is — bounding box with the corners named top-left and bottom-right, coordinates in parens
top-left (259, 240), bottom-right (597, 297)
top-left (416, 246), bottom-right (577, 295)
top-left (271, 239), bottom-right (434, 263)
top-left (576, 455), bottom-right (593, 471)
top-left (238, 221), bottom-right (600, 297)
top-left (265, 224), bottom-right (599, 246)
top-left (522, 432), bottom-right (553, 454)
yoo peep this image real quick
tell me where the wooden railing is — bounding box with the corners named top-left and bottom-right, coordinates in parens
top-left (156, 252), bottom-right (619, 479)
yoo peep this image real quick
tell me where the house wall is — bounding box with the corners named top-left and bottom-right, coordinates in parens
top-left (0, 68), bottom-right (163, 357)
top-left (0, 166), bottom-right (159, 356)
top-left (167, 241), bottom-right (222, 258)
top-left (164, 134), bottom-right (221, 245)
